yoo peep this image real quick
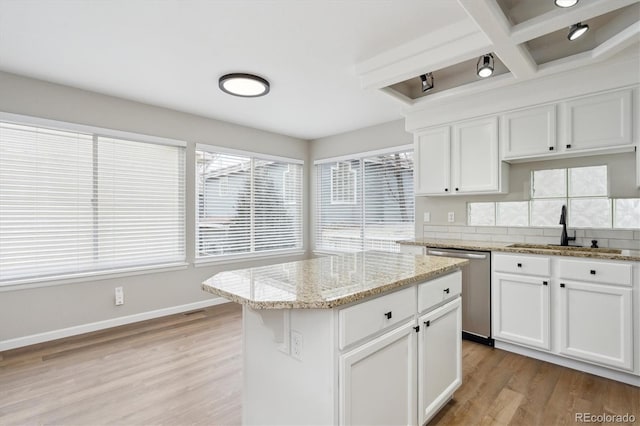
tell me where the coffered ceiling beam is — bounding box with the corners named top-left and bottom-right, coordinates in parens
top-left (511, 0), bottom-right (639, 45)
top-left (457, 0), bottom-right (538, 79)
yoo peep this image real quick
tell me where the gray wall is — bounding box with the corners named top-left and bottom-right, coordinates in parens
top-left (0, 71), bottom-right (310, 343)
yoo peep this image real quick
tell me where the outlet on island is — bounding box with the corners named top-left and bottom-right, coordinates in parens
top-left (447, 212), bottom-right (455, 223)
top-left (114, 286), bottom-right (124, 306)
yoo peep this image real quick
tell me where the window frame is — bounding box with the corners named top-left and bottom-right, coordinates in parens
top-left (195, 144), bottom-right (304, 264)
top-left (0, 112), bottom-right (187, 287)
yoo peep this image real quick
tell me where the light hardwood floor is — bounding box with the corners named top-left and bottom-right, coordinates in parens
top-left (1, 302), bottom-right (638, 425)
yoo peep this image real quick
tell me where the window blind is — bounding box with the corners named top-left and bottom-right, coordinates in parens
top-left (196, 147), bottom-right (303, 259)
top-left (0, 121), bottom-right (185, 284)
top-left (315, 149), bottom-right (414, 253)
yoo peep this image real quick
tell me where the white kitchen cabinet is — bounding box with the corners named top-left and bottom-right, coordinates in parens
top-left (415, 117), bottom-right (507, 196)
top-left (493, 272), bottom-right (550, 350)
top-left (558, 280), bottom-right (633, 371)
top-left (564, 89), bottom-right (633, 151)
top-left (414, 126), bottom-right (450, 195)
top-left (501, 104), bottom-right (556, 159)
top-left (340, 321), bottom-right (417, 426)
top-left (417, 298), bottom-right (462, 425)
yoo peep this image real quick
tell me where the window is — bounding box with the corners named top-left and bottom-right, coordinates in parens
top-left (315, 148), bottom-right (414, 253)
top-left (196, 146), bottom-right (303, 259)
top-left (468, 165), bottom-right (638, 230)
top-left (331, 162), bottom-right (356, 204)
top-left (0, 118), bottom-right (186, 284)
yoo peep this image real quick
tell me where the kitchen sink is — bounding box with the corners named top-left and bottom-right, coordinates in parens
top-left (507, 243), bottom-right (622, 254)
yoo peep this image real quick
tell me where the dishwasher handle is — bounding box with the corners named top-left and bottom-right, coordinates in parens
top-left (427, 250), bottom-right (487, 260)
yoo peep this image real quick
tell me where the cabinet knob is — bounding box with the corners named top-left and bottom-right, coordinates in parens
top-left (413, 325), bottom-right (420, 333)
top-left (455, 188), bottom-right (459, 191)
top-left (560, 283), bottom-right (565, 288)
top-left (517, 263), bottom-right (522, 268)
top-left (543, 281), bottom-right (548, 286)
top-left (443, 288), bottom-right (450, 294)
top-left (590, 270), bottom-right (596, 275)
top-left (549, 146), bottom-right (554, 151)
top-left (384, 311), bottom-right (392, 319)
top-left (566, 144), bottom-right (572, 149)
top-left (424, 320), bottom-right (431, 327)
top-left (444, 188), bottom-right (449, 192)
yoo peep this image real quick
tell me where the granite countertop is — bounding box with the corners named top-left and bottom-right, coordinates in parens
top-left (201, 250), bottom-right (468, 309)
top-left (398, 238), bottom-right (640, 262)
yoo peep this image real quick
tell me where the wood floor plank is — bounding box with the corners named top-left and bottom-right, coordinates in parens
top-left (1, 302), bottom-right (638, 426)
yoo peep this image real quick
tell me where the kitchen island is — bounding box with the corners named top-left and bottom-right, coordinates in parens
top-left (202, 250), bottom-right (467, 425)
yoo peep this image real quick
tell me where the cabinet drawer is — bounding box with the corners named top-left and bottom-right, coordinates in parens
top-left (418, 271), bottom-right (461, 313)
top-left (339, 286), bottom-right (416, 350)
top-left (493, 254), bottom-right (550, 276)
top-left (557, 259), bottom-right (632, 286)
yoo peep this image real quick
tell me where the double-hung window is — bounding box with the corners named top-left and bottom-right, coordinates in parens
top-left (0, 114), bottom-right (186, 285)
top-left (196, 145), bottom-right (303, 259)
top-left (315, 147), bottom-right (414, 253)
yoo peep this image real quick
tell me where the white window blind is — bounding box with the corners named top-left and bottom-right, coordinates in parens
top-left (315, 149), bottom-right (414, 253)
top-left (0, 120), bottom-right (185, 284)
top-left (196, 147), bottom-right (303, 259)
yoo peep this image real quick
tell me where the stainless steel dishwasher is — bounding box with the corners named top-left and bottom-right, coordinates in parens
top-left (427, 247), bottom-right (493, 346)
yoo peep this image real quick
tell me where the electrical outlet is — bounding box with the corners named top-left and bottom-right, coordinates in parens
top-left (291, 330), bottom-right (303, 361)
top-left (423, 212), bottom-right (431, 222)
top-left (447, 212), bottom-right (455, 223)
top-left (114, 287), bottom-right (124, 306)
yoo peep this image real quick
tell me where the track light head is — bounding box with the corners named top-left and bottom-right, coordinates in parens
top-left (477, 54), bottom-right (494, 78)
top-left (568, 22), bottom-right (589, 40)
top-left (420, 72), bottom-right (434, 93)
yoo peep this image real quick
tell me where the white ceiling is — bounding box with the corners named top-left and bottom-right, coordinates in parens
top-left (1, 1), bottom-right (637, 141)
top-left (0, 0), bottom-right (471, 140)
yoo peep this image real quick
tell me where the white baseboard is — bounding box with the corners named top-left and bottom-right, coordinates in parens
top-left (0, 297), bottom-right (228, 352)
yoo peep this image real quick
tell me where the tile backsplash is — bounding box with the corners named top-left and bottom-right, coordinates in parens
top-left (422, 225), bottom-right (640, 250)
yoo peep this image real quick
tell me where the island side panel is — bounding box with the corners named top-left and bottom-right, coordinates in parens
top-left (242, 306), bottom-right (336, 425)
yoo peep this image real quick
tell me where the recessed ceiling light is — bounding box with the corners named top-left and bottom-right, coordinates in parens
top-left (555, 0), bottom-right (579, 8)
top-left (218, 73), bottom-right (270, 97)
top-left (477, 54), bottom-right (494, 78)
top-left (568, 22), bottom-right (589, 41)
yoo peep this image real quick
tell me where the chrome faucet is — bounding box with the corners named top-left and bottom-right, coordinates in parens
top-left (559, 205), bottom-right (576, 246)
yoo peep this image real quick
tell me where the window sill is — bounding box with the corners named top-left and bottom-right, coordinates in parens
top-left (194, 249), bottom-right (307, 267)
top-left (0, 262), bottom-right (189, 292)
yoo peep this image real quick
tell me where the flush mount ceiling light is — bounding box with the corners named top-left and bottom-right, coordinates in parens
top-left (420, 72), bottom-right (434, 92)
top-left (218, 73), bottom-right (270, 97)
top-left (554, 0), bottom-right (579, 8)
top-left (476, 54), bottom-right (494, 78)
top-left (568, 22), bottom-right (589, 40)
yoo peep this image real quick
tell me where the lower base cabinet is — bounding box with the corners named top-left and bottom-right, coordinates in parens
top-left (418, 298), bottom-right (462, 424)
top-left (340, 322), bottom-right (417, 426)
top-left (558, 280), bottom-right (633, 371)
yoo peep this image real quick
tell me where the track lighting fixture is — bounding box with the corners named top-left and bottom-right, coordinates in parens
top-left (568, 22), bottom-right (589, 40)
top-left (554, 0), bottom-right (579, 8)
top-left (476, 54), bottom-right (494, 78)
top-left (420, 72), bottom-right (434, 92)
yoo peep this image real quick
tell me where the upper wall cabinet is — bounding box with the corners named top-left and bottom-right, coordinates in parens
top-left (564, 89), bottom-right (632, 151)
top-left (501, 88), bottom-right (635, 162)
top-left (501, 105), bottom-right (556, 160)
top-left (415, 117), bottom-right (507, 196)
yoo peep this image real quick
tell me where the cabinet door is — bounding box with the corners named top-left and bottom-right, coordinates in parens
top-left (414, 126), bottom-right (450, 195)
top-left (417, 298), bottom-right (462, 426)
top-left (558, 280), bottom-right (633, 371)
top-left (339, 321), bottom-right (417, 426)
top-left (493, 273), bottom-right (550, 350)
top-left (502, 104), bottom-right (556, 159)
top-left (451, 117), bottom-right (499, 193)
top-left (564, 89), bottom-right (632, 151)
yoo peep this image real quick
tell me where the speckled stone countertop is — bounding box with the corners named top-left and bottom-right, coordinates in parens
top-left (202, 251), bottom-right (467, 309)
top-left (398, 238), bottom-right (640, 262)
